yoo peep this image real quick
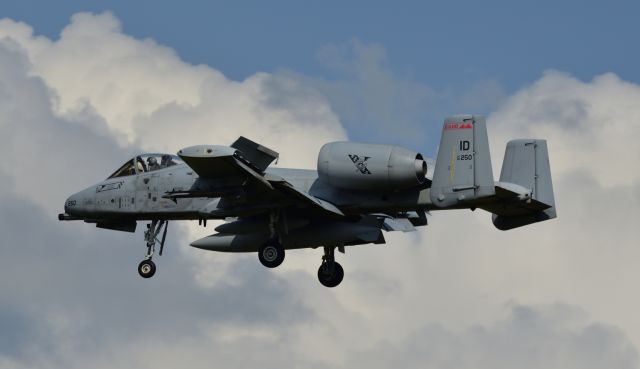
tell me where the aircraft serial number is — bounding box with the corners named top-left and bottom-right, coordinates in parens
top-left (457, 154), bottom-right (473, 161)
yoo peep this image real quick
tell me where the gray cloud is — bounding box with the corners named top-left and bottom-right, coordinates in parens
top-left (285, 39), bottom-right (437, 148)
top-left (343, 303), bottom-right (638, 369)
top-left (0, 42), bottom-right (132, 214)
top-left (0, 18), bottom-right (322, 367)
top-left (285, 39), bottom-right (509, 153)
top-left (0, 167), bottom-right (315, 365)
top-left (1, 12), bottom-right (640, 369)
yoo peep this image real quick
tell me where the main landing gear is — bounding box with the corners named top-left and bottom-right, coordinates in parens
top-left (138, 220), bottom-right (168, 278)
top-left (257, 242), bottom-right (344, 287)
top-left (317, 246), bottom-right (344, 288)
top-left (258, 238), bottom-right (285, 268)
top-left (254, 211), bottom-right (344, 287)
top-left (257, 211), bottom-right (286, 268)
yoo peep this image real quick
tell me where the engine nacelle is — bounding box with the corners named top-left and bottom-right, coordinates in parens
top-left (317, 142), bottom-right (427, 191)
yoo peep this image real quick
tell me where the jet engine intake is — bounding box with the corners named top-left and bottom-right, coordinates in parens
top-left (317, 142), bottom-right (427, 191)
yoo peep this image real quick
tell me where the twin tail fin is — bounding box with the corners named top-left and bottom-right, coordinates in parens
top-left (431, 115), bottom-right (557, 230)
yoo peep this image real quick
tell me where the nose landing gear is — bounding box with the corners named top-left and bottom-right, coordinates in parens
top-left (138, 220), bottom-right (168, 278)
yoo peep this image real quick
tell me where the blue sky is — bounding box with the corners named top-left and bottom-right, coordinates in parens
top-left (4, 0), bottom-right (639, 88)
top-left (3, 0), bottom-right (638, 151)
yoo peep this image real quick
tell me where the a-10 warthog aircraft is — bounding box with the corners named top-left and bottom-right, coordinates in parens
top-left (59, 115), bottom-right (556, 287)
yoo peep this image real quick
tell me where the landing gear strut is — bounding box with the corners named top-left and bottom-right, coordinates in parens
top-left (317, 246), bottom-right (344, 287)
top-left (138, 220), bottom-right (168, 278)
top-left (257, 211), bottom-right (286, 268)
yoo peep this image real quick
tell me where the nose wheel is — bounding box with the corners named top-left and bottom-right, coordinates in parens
top-left (317, 246), bottom-right (344, 287)
top-left (138, 259), bottom-right (156, 278)
top-left (138, 220), bottom-right (168, 278)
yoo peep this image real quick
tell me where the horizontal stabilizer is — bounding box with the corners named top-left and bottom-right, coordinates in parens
top-left (486, 139), bottom-right (556, 230)
top-left (493, 182), bottom-right (551, 213)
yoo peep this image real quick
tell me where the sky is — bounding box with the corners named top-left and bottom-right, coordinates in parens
top-left (1, 2), bottom-right (640, 368)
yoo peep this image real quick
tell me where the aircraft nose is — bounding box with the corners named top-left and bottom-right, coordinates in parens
top-left (64, 193), bottom-right (80, 215)
top-left (64, 187), bottom-right (93, 215)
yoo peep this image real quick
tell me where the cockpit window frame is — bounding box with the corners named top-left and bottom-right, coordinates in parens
top-left (107, 159), bottom-right (137, 179)
top-left (107, 154), bottom-right (183, 179)
top-left (137, 154), bottom-right (183, 174)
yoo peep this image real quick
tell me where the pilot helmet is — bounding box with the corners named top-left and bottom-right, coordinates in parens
top-left (147, 157), bottom-right (158, 165)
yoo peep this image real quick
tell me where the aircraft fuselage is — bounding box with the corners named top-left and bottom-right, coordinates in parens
top-left (63, 164), bottom-right (434, 222)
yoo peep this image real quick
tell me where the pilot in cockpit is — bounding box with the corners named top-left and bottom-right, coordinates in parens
top-left (161, 154), bottom-right (176, 168)
top-left (147, 156), bottom-right (161, 171)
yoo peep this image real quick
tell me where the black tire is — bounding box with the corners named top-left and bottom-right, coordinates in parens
top-left (258, 239), bottom-right (285, 268)
top-left (138, 259), bottom-right (156, 278)
top-left (317, 261), bottom-right (344, 288)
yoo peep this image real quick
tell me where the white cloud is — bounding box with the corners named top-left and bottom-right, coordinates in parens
top-left (0, 12), bottom-right (344, 367)
top-left (0, 40), bottom-right (129, 215)
top-left (316, 70), bottom-right (640, 364)
top-left (1, 11), bottom-right (640, 369)
top-left (489, 71), bottom-right (640, 187)
top-left (0, 12), bottom-right (345, 168)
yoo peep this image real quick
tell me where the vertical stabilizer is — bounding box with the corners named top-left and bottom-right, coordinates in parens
top-left (430, 115), bottom-right (495, 207)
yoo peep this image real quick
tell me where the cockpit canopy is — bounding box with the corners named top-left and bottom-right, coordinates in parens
top-left (108, 154), bottom-right (184, 179)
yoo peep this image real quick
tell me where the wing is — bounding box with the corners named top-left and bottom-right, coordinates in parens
top-left (177, 144), bottom-right (274, 189)
top-left (175, 139), bottom-right (344, 218)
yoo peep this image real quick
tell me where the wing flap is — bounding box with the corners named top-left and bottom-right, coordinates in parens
top-left (274, 181), bottom-right (345, 217)
top-left (231, 136), bottom-right (279, 172)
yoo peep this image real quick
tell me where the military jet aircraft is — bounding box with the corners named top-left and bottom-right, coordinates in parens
top-left (59, 115), bottom-right (556, 287)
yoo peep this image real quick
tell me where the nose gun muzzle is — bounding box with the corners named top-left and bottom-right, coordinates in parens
top-left (58, 213), bottom-right (80, 221)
